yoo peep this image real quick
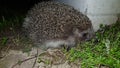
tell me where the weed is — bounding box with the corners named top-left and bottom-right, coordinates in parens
top-left (0, 15), bottom-right (25, 32)
top-left (1, 37), bottom-right (8, 46)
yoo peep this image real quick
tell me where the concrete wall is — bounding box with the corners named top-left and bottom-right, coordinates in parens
top-left (53, 0), bottom-right (87, 14)
top-left (53, 0), bottom-right (120, 31)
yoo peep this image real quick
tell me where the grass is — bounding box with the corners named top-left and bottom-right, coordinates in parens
top-left (0, 15), bottom-right (25, 32)
top-left (0, 8), bottom-right (34, 53)
top-left (65, 22), bottom-right (120, 68)
top-left (0, 8), bottom-right (26, 32)
top-left (0, 37), bottom-right (8, 46)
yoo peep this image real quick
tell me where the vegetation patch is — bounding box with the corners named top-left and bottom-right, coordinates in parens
top-left (64, 21), bottom-right (120, 68)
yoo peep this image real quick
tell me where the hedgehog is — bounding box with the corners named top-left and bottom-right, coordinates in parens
top-left (23, 1), bottom-right (95, 50)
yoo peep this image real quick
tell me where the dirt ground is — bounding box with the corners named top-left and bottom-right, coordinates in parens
top-left (0, 29), bottom-right (81, 68)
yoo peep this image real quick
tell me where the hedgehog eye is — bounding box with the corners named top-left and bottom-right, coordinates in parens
top-left (82, 33), bottom-right (88, 37)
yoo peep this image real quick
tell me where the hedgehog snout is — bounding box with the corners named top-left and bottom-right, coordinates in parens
top-left (73, 27), bottom-right (95, 41)
top-left (82, 28), bottom-right (95, 41)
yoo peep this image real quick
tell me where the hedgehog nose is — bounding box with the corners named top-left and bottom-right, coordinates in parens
top-left (85, 38), bottom-right (91, 41)
top-left (85, 35), bottom-right (92, 41)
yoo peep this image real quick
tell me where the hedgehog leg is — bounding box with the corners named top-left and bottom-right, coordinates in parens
top-left (45, 40), bottom-right (66, 49)
top-left (62, 44), bottom-right (74, 51)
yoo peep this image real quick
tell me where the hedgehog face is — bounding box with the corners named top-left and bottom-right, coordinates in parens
top-left (73, 27), bottom-right (94, 41)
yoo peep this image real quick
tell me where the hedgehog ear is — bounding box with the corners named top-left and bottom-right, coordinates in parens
top-left (72, 27), bottom-right (77, 32)
top-left (72, 27), bottom-right (79, 35)
top-left (72, 27), bottom-right (84, 37)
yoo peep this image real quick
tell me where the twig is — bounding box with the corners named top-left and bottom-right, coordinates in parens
top-left (32, 48), bottom-right (39, 68)
top-left (11, 55), bottom-right (37, 68)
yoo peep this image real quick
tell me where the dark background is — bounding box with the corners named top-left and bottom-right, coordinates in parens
top-left (0, 0), bottom-right (51, 16)
top-left (0, 0), bottom-right (51, 9)
top-left (0, 0), bottom-right (51, 31)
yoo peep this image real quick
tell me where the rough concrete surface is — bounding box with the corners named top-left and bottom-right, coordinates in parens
top-left (0, 48), bottom-right (80, 68)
